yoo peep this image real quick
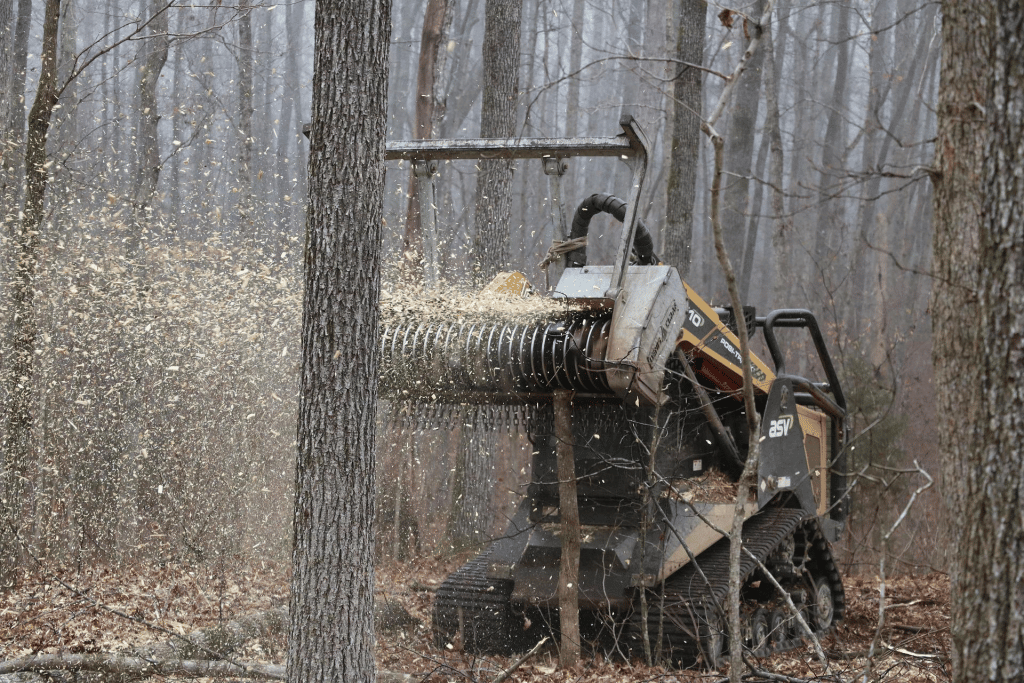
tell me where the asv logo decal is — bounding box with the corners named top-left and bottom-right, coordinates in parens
top-left (768, 415), bottom-right (794, 438)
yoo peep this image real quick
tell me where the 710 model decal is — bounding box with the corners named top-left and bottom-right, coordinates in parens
top-left (768, 415), bottom-right (794, 438)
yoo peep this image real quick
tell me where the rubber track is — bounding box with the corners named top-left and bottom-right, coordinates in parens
top-left (628, 508), bottom-right (845, 666)
top-left (431, 550), bottom-right (530, 655)
top-left (432, 510), bottom-right (845, 662)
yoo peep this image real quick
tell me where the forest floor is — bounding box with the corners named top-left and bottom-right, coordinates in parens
top-left (0, 554), bottom-right (951, 682)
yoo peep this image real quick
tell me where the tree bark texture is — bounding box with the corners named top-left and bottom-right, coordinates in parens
top-left (471, 0), bottom-right (522, 283)
top-left (663, 0), bottom-right (706, 278)
top-left (930, 2), bottom-right (1024, 681)
top-left (1, 0), bottom-right (59, 584)
top-left (955, 3), bottom-right (1024, 679)
top-left (287, 0), bottom-right (391, 681)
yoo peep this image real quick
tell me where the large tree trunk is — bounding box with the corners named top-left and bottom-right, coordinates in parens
top-left (940, 3), bottom-right (1024, 679)
top-left (287, 0), bottom-right (390, 681)
top-left (471, 0), bottom-right (522, 282)
top-left (929, 2), bottom-right (1024, 681)
top-left (0, 0), bottom-right (59, 585)
top-left (967, 107), bottom-right (1024, 674)
top-left (662, 0), bottom-right (706, 278)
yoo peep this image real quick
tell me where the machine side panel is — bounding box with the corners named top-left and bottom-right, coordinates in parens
top-left (757, 379), bottom-right (817, 513)
top-left (678, 282), bottom-right (775, 395)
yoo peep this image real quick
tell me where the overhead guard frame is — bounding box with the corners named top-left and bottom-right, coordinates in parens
top-left (383, 115), bottom-right (650, 302)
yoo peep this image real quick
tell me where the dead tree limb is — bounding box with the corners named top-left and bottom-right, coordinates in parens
top-left (0, 606), bottom-right (420, 683)
top-left (0, 656), bottom-right (420, 683)
top-left (0, 654), bottom-right (285, 680)
top-left (130, 607), bottom-right (288, 661)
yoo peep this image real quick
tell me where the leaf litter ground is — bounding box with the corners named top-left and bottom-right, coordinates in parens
top-left (1, 556), bottom-right (951, 682)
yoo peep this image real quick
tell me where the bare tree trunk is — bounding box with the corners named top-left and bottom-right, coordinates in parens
top-left (765, 8), bottom-right (790, 306)
top-left (132, 0), bottom-right (169, 234)
top-left (401, 0), bottom-right (453, 282)
top-left (933, 3), bottom-right (1024, 679)
top-left (2, 0), bottom-right (30, 212)
top-left (446, 425), bottom-right (495, 548)
top-left (563, 0), bottom-right (584, 139)
top-left (276, 0), bottom-right (304, 242)
top-left (237, 0), bottom-right (255, 239)
top-left (168, 8), bottom-right (184, 218)
top-left (930, 3), bottom-right (998, 681)
top-left (553, 390), bottom-right (580, 668)
top-left (287, 0), bottom-right (390, 681)
top-left (811, 1), bottom-right (851, 279)
top-left (0, 0), bottom-right (59, 585)
top-left (0, 0), bottom-right (14, 204)
top-left (968, 49), bottom-right (1024, 665)
top-left (437, 3), bottom-right (483, 144)
top-left (718, 0), bottom-right (764, 299)
top-left (739, 121), bottom-right (769, 301)
top-left (662, 0), bottom-right (706, 278)
top-left (446, 0), bottom-right (522, 550)
top-left (844, 0), bottom-right (892, 334)
top-left (471, 0), bottom-right (522, 282)
top-left (854, 6), bottom-right (935, 347)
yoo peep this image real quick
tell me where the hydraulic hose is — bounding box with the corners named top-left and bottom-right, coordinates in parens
top-left (564, 193), bottom-right (660, 268)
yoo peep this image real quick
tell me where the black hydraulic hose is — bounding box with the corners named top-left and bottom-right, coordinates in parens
top-left (564, 193), bottom-right (660, 268)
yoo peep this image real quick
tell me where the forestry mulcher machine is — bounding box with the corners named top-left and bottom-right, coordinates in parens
top-left (381, 116), bottom-right (849, 667)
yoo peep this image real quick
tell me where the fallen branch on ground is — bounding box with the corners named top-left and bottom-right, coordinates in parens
top-left (0, 653), bottom-right (285, 680)
top-left (491, 636), bottom-right (548, 683)
top-left (0, 605), bottom-right (419, 683)
top-left (0, 654), bottom-right (418, 683)
top-left (132, 607), bottom-right (288, 660)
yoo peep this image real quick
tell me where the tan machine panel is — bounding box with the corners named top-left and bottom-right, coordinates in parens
top-left (798, 405), bottom-right (828, 516)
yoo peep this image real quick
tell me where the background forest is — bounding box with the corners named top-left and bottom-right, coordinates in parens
top-left (0, 0), bottom-right (940, 579)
